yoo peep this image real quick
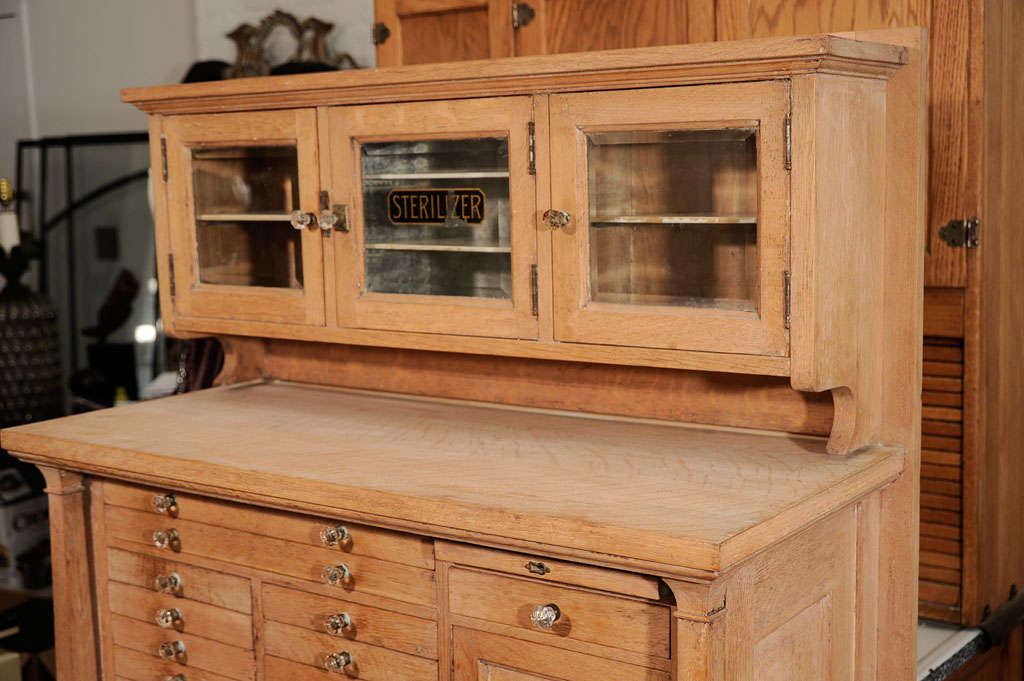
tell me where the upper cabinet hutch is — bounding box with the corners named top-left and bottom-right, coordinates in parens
top-left (2, 33), bottom-right (926, 681)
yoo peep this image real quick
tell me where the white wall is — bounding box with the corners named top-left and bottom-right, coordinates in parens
top-left (0, 0), bottom-right (36, 180)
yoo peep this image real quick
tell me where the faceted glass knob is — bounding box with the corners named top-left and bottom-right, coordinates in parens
top-left (158, 639), bottom-right (186, 661)
top-left (155, 572), bottom-right (182, 595)
top-left (324, 651), bottom-right (353, 674)
top-left (320, 524), bottom-right (350, 547)
top-left (163, 675), bottom-right (186, 681)
top-left (156, 607), bottom-right (184, 629)
top-left (151, 493), bottom-right (178, 517)
top-left (153, 528), bottom-right (180, 551)
top-left (322, 563), bottom-right (351, 586)
top-left (530, 603), bottom-right (561, 631)
top-left (542, 209), bottom-right (571, 229)
top-left (324, 612), bottom-right (353, 636)
top-left (290, 210), bottom-right (315, 230)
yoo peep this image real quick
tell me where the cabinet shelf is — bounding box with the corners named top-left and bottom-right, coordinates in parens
top-left (591, 214), bottom-right (757, 225)
top-left (197, 213), bottom-right (293, 222)
top-left (364, 171), bottom-right (510, 180)
top-left (366, 240), bottom-right (511, 254)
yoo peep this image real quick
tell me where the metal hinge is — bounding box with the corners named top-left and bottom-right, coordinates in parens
top-left (530, 264), bottom-right (538, 316)
top-left (168, 254), bottom-right (176, 299)
top-left (512, 2), bottom-right (535, 29)
top-left (784, 270), bottom-right (791, 329)
top-left (527, 121), bottom-right (536, 175)
top-left (372, 22), bottom-right (391, 45)
top-left (938, 217), bottom-right (979, 248)
top-left (784, 113), bottom-right (792, 171)
top-left (160, 138), bottom-right (168, 182)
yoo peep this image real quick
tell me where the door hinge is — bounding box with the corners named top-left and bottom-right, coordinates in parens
top-left (372, 22), bottom-right (391, 45)
top-left (167, 254), bottom-right (176, 299)
top-left (527, 121), bottom-right (536, 175)
top-left (160, 138), bottom-right (168, 182)
top-left (784, 270), bottom-right (791, 329)
top-left (512, 2), bottom-right (535, 29)
top-left (938, 217), bottom-right (979, 248)
top-left (783, 113), bottom-right (792, 171)
top-left (530, 264), bottom-right (539, 316)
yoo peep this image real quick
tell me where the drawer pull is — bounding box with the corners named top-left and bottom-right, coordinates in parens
top-left (324, 651), bottom-right (354, 674)
top-left (320, 524), bottom-right (351, 548)
top-left (324, 612), bottom-right (353, 636)
top-left (290, 210), bottom-right (316, 230)
top-left (156, 607), bottom-right (184, 629)
top-left (530, 603), bottom-right (561, 631)
top-left (155, 572), bottom-right (182, 595)
top-left (151, 493), bottom-right (178, 517)
top-left (525, 560), bottom-right (551, 575)
top-left (322, 563), bottom-right (352, 587)
top-left (158, 639), bottom-right (187, 663)
top-left (153, 528), bottom-right (181, 552)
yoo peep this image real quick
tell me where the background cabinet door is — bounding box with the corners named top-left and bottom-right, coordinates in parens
top-left (328, 97), bottom-right (538, 339)
top-left (164, 110), bottom-right (325, 326)
top-left (549, 81), bottom-right (789, 356)
top-left (374, 0), bottom-right (514, 67)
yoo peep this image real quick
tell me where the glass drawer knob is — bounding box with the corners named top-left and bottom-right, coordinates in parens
top-left (320, 524), bottom-right (350, 547)
top-left (322, 563), bottom-right (351, 586)
top-left (324, 651), bottom-right (353, 674)
top-left (290, 210), bottom-right (315, 230)
top-left (542, 209), bottom-right (571, 229)
top-left (530, 603), bottom-right (561, 631)
top-left (325, 612), bottom-right (353, 635)
top-left (163, 675), bottom-right (186, 681)
top-left (152, 493), bottom-right (178, 517)
top-left (153, 528), bottom-right (180, 551)
top-left (156, 607), bottom-right (184, 629)
top-left (155, 572), bottom-right (182, 595)
top-left (158, 639), bottom-right (186, 661)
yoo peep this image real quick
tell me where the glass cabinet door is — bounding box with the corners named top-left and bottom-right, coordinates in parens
top-left (549, 82), bottom-right (790, 356)
top-left (328, 97), bottom-right (537, 339)
top-left (164, 110), bottom-right (325, 326)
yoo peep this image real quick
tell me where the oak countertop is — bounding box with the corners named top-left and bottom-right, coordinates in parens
top-left (1, 381), bottom-right (903, 578)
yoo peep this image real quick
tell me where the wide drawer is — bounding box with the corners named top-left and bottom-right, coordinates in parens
top-left (105, 480), bottom-right (434, 569)
top-left (262, 583), bottom-right (436, 658)
top-left (107, 547), bottom-right (252, 614)
top-left (264, 620), bottom-right (437, 681)
top-left (114, 644), bottom-right (237, 681)
top-left (106, 506), bottom-right (437, 606)
top-left (448, 567), bottom-right (670, 658)
top-left (109, 581), bottom-right (253, 649)
top-left (110, 612), bottom-right (253, 681)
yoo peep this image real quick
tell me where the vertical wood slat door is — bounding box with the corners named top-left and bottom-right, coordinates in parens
top-left (708, 0), bottom-right (971, 287)
top-left (548, 81), bottom-right (790, 356)
top-left (164, 110), bottom-right (325, 326)
top-left (374, 0), bottom-right (514, 67)
top-left (327, 97), bottom-right (538, 339)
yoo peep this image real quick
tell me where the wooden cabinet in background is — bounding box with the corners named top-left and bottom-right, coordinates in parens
top-left (372, 0), bottom-right (1024, 632)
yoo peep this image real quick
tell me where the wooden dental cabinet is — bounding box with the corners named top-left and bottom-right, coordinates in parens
top-left (1, 34), bottom-right (926, 681)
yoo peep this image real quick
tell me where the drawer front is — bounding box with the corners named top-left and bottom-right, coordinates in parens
top-left (106, 506), bottom-right (437, 606)
top-left (111, 613), bottom-right (254, 681)
top-left (262, 583), bottom-right (437, 658)
top-left (115, 644), bottom-right (237, 681)
top-left (264, 620), bottom-right (437, 681)
top-left (105, 480), bottom-right (434, 569)
top-left (109, 581), bottom-right (253, 649)
top-left (107, 547), bottom-right (252, 614)
top-left (448, 568), bottom-right (670, 657)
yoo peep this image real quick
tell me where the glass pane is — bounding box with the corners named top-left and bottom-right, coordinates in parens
top-left (191, 146), bottom-right (303, 288)
top-left (587, 128), bottom-right (758, 311)
top-left (360, 138), bottom-right (511, 299)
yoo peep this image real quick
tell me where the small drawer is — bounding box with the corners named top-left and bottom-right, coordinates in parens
top-left (109, 581), bottom-right (253, 649)
top-left (111, 613), bottom-right (254, 681)
top-left (264, 620), bottom-right (436, 681)
top-left (448, 568), bottom-right (670, 658)
top-left (106, 506), bottom-right (437, 607)
top-left (115, 644), bottom-right (237, 681)
top-left (262, 583), bottom-right (436, 658)
top-left (106, 548), bottom-right (252, 614)
top-left (104, 480), bottom-right (434, 569)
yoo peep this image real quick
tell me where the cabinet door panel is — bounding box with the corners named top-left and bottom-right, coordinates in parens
top-left (374, 0), bottom-right (513, 67)
top-left (549, 81), bottom-right (789, 355)
top-left (164, 109), bottom-right (325, 326)
top-left (328, 97), bottom-right (538, 339)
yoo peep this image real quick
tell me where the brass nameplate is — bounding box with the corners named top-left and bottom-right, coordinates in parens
top-left (388, 188), bottom-right (486, 225)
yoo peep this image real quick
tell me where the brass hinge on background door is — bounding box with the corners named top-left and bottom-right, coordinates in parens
top-left (530, 264), bottom-right (538, 316)
top-left (160, 138), bottom-right (168, 181)
top-left (512, 2), bottom-right (535, 29)
top-left (784, 270), bottom-right (791, 329)
top-left (167, 254), bottom-right (176, 300)
top-left (784, 114), bottom-right (792, 171)
top-left (938, 217), bottom-right (980, 248)
top-left (372, 23), bottom-right (390, 45)
top-left (527, 122), bottom-right (536, 175)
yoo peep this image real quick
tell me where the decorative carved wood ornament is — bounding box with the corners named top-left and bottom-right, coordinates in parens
top-left (227, 9), bottom-right (359, 78)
